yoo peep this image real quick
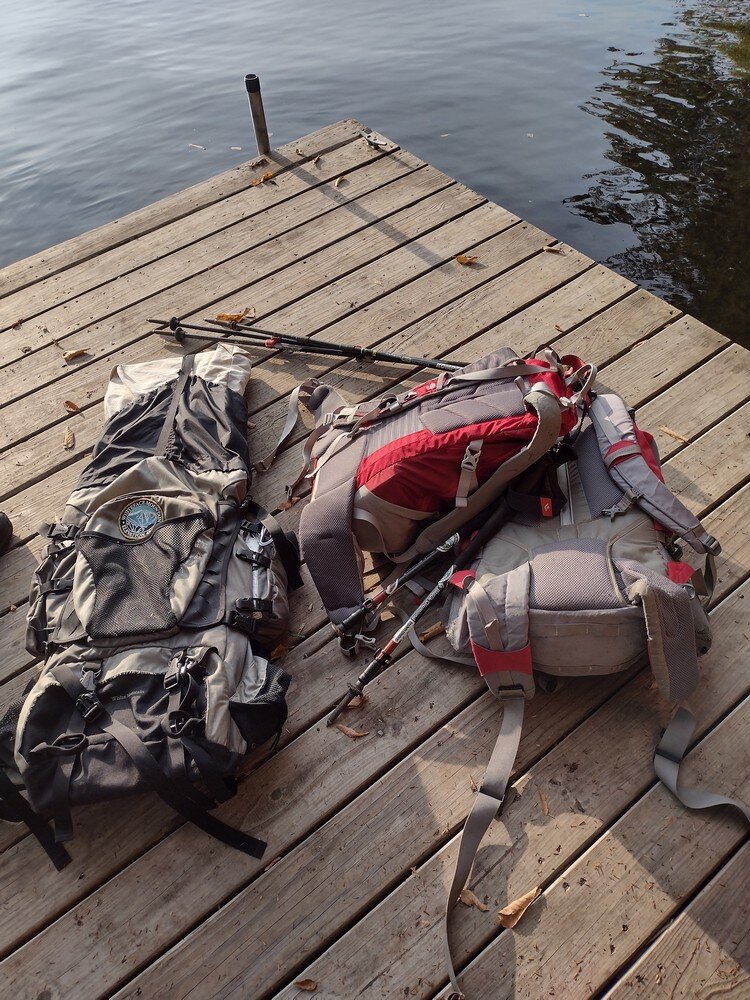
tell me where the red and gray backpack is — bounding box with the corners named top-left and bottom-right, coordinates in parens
top-left (287, 348), bottom-right (594, 644)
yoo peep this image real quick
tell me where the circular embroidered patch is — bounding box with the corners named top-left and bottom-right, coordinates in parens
top-left (119, 498), bottom-right (163, 540)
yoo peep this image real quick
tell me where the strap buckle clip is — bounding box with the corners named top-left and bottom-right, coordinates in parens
top-left (75, 692), bottom-right (104, 722)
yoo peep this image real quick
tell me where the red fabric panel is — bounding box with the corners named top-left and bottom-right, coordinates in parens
top-left (470, 640), bottom-right (533, 677)
top-left (666, 561), bottom-right (694, 585)
top-left (449, 569), bottom-right (477, 589)
top-left (633, 425), bottom-right (665, 482)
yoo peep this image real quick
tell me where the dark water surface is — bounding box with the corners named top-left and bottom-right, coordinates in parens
top-left (1, 0), bottom-right (748, 343)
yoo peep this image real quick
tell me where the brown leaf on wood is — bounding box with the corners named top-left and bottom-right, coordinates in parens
top-left (659, 425), bottom-right (689, 444)
top-left (261, 171), bottom-right (275, 182)
top-left (554, 324), bottom-right (564, 333)
top-left (62, 348), bottom-right (89, 363)
top-left (312, 154), bottom-right (322, 165)
top-left (536, 785), bottom-right (549, 817)
top-left (278, 496), bottom-right (301, 511)
top-left (469, 775), bottom-right (478, 793)
top-left (295, 148), bottom-right (304, 155)
top-left (455, 254), bottom-right (478, 266)
top-left (63, 426), bottom-right (75, 451)
top-left (334, 723), bottom-right (369, 739)
top-left (215, 308), bottom-right (255, 324)
top-left (11, 318), bottom-right (23, 329)
top-left (294, 981), bottom-right (318, 993)
top-left (269, 643), bottom-right (288, 661)
top-left (251, 156), bottom-right (268, 168)
top-left (459, 888), bottom-right (489, 911)
top-left (63, 400), bottom-right (81, 413)
top-left (346, 694), bottom-right (368, 709)
top-left (418, 621), bottom-right (445, 643)
top-left (334, 175), bottom-right (346, 188)
top-left (498, 886), bottom-right (540, 928)
top-left (251, 179), bottom-right (263, 187)
top-left (542, 245), bottom-right (565, 254)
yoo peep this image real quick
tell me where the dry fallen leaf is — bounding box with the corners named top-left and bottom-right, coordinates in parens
top-left (251, 156), bottom-right (268, 167)
top-left (498, 886), bottom-right (541, 928)
top-left (418, 621), bottom-right (445, 643)
top-left (269, 643), bottom-right (288, 661)
top-left (455, 254), bottom-right (479, 266)
top-left (334, 175), bottom-right (346, 188)
top-left (63, 400), bottom-right (81, 413)
top-left (62, 348), bottom-right (88, 363)
top-left (251, 179), bottom-right (263, 187)
top-left (542, 245), bottom-right (565, 254)
top-left (215, 308), bottom-right (255, 324)
top-left (12, 318), bottom-right (24, 329)
top-left (261, 171), bottom-right (275, 182)
top-left (536, 785), bottom-right (549, 817)
top-left (346, 694), bottom-right (368, 709)
top-left (659, 425), bottom-right (689, 444)
top-left (334, 723), bottom-right (369, 739)
top-left (469, 775), bottom-right (478, 793)
top-left (459, 888), bottom-right (489, 911)
top-left (312, 154), bottom-right (322, 166)
top-left (63, 426), bottom-right (75, 451)
top-left (554, 324), bottom-right (564, 333)
top-left (295, 148), bottom-right (304, 155)
top-left (278, 496), bottom-right (301, 511)
top-left (294, 981), bottom-right (318, 993)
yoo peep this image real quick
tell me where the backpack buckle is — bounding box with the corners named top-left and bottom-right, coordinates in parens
top-left (75, 692), bottom-right (104, 722)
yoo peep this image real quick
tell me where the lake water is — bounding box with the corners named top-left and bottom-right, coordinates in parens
top-left (1, 0), bottom-right (748, 343)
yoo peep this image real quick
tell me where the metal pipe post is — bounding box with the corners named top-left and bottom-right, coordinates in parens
top-left (245, 74), bottom-right (270, 156)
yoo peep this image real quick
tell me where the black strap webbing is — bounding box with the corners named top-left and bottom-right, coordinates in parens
top-left (0, 770), bottom-right (71, 871)
top-left (156, 355), bottom-right (194, 455)
top-left (102, 714), bottom-right (265, 858)
top-left (50, 664), bottom-right (265, 859)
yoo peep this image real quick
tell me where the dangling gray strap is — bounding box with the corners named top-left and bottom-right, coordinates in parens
top-left (256, 379), bottom-right (350, 474)
top-left (655, 707), bottom-right (750, 822)
top-left (443, 696), bottom-right (525, 1000)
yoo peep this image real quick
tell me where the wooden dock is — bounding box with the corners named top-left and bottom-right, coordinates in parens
top-left (0, 118), bottom-right (748, 999)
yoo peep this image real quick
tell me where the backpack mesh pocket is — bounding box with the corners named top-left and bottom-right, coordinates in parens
top-left (76, 514), bottom-right (210, 638)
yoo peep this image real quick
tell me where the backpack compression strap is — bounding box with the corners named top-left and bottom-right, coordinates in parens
top-left (655, 707), bottom-right (750, 823)
top-left (588, 394), bottom-right (720, 556)
top-left (443, 695), bottom-right (524, 1000)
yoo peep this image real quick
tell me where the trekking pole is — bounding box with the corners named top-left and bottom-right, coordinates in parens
top-left (337, 533), bottom-right (461, 638)
top-left (203, 317), bottom-right (467, 372)
top-left (147, 318), bottom-right (465, 373)
top-left (325, 456), bottom-right (554, 727)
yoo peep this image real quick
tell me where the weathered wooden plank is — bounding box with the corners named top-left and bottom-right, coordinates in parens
top-left (663, 402), bottom-right (750, 516)
top-left (0, 207), bottom-right (527, 502)
top-left (267, 581), bottom-right (749, 1000)
top-left (598, 315), bottom-right (727, 405)
top-left (249, 237), bottom-right (590, 449)
top-left (454, 694), bottom-right (750, 1000)
top-left (0, 119), bottom-right (367, 299)
top-left (638, 342), bottom-right (750, 461)
top-left (0, 151), bottom-right (432, 399)
top-left (552, 286), bottom-right (681, 364)
top-left (0, 180), bottom-right (485, 446)
top-left (604, 841), bottom-right (750, 998)
top-left (0, 134), bottom-right (398, 338)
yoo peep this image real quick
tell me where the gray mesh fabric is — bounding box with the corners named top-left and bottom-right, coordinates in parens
top-left (529, 538), bottom-right (622, 611)
top-left (77, 515), bottom-right (209, 638)
top-left (574, 423), bottom-right (625, 518)
top-left (616, 558), bottom-right (702, 703)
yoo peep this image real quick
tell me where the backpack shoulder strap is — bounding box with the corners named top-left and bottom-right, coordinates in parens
top-left (588, 393), bottom-right (720, 556)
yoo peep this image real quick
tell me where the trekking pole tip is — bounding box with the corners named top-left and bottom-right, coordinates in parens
top-left (326, 687), bottom-right (358, 727)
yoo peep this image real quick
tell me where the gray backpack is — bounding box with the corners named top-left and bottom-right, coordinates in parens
top-left (427, 393), bottom-right (750, 998)
top-left (0, 346), bottom-right (302, 869)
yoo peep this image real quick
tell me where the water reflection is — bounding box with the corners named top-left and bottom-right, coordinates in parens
top-left (568, 6), bottom-right (750, 345)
